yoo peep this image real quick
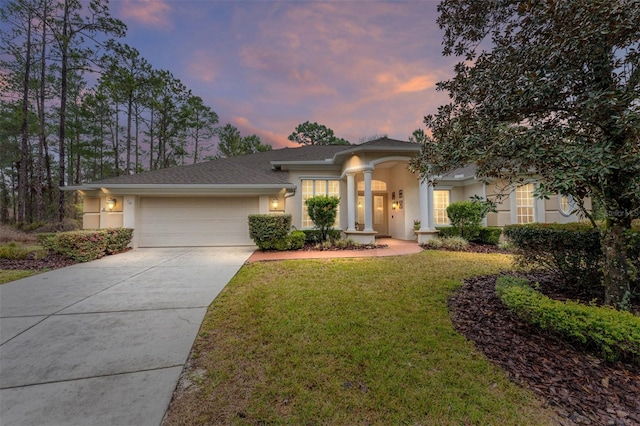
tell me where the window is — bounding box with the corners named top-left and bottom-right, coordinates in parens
top-left (357, 180), bottom-right (387, 191)
top-left (433, 190), bottom-right (450, 225)
top-left (301, 179), bottom-right (340, 228)
top-left (559, 195), bottom-right (573, 216)
top-left (516, 184), bottom-right (535, 224)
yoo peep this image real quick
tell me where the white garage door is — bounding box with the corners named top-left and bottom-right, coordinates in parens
top-left (138, 197), bottom-right (259, 247)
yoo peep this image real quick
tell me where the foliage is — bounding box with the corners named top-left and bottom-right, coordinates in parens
top-left (288, 121), bottom-right (351, 146)
top-left (300, 228), bottom-right (343, 243)
top-left (496, 276), bottom-right (640, 363)
top-left (409, 0), bottom-right (640, 306)
top-left (424, 238), bottom-right (444, 249)
top-left (503, 223), bottom-right (640, 304)
top-left (0, 270), bottom-right (37, 285)
top-left (441, 236), bottom-right (469, 250)
top-left (288, 230), bottom-right (306, 250)
top-left (446, 198), bottom-right (495, 241)
top-left (215, 123), bottom-right (271, 158)
top-left (305, 195), bottom-right (340, 241)
top-left (0, 242), bottom-right (47, 260)
top-left (477, 227), bottom-right (502, 245)
top-left (37, 228), bottom-right (133, 262)
top-left (248, 214), bottom-right (292, 250)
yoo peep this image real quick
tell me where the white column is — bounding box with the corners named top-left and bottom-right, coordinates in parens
top-left (346, 173), bottom-right (356, 231)
top-left (419, 179), bottom-right (430, 231)
top-left (427, 181), bottom-right (435, 229)
top-left (363, 170), bottom-right (374, 232)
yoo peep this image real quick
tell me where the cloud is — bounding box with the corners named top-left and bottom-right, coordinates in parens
top-left (118, 0), bottom-right (172, 29)
top-left (187, 50), bottom-right (218, 83)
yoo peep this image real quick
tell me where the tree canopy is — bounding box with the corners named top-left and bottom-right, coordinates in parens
top-left (215, 123), bottom-right (271, 158)
top-left (410, 0), bottom-right (639, 308)
top-left (288, 121), bottom-right (351, 146)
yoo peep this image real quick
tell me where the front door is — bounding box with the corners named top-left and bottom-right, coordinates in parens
top-left (373, 194), bottom-right (388, 236)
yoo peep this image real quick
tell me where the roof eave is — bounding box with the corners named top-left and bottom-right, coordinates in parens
top-left (63, 183), bottom-right (295, 196)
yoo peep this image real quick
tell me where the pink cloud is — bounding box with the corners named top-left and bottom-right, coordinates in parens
top-left (187, 50), bottom-right (217, 83)
top-left (118, 0), bottom-right (172, 29)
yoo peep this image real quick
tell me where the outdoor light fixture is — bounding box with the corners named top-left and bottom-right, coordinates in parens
top-left (271, 197), bottom-right (279, 210)
top-left (105, 198), bottom-right (116, 211)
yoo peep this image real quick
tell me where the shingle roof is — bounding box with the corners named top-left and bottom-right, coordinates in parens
top-left (82, 145), bottom-right (351, 186)
top-left (78, 139), bottom-right (423, 188)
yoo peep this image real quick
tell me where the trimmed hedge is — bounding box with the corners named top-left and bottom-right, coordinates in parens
top-left (496, 276), bottom-right (640, 363)
top-left (37, 228), bottom-right (133, 262)
top-left (435, 226), bottom-right (502, 245)
top-left (503, 223), bottom-right (640, 295)
top-left (248, 214), bottom-right (292, 250)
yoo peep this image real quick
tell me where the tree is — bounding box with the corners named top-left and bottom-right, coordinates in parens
top-left (288, 121), bottom-right (351, 146)
top-left (305, 195), bottom-right (340, 241)
top-left (410, 0), bottom-right (640, 308)
top-left (181, 94), bottom-right (218, 164)
top-left (408, 129), bottom-right (426, 144)
top-left (215, 123), bottom-right (271, 158)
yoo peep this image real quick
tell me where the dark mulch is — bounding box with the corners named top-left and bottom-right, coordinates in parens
top-left (450, 273), bottom-right (640, 425)
top-left (301, 242), bottom-right (388, 251)
top-left (0, 253), bottom-right (77, 271)
top-left (423, 241), bottom-right (511, 254)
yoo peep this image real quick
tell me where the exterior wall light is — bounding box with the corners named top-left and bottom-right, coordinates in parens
top-left (271, 197), bottom-right (279, 210)
top-left (392, 201), bottom-right (399, 210)
top-left (105, 198), bottom-right (117, 211)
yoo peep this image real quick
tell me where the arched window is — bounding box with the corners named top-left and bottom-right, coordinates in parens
top-left (357, 180), bottom-right (387, 191)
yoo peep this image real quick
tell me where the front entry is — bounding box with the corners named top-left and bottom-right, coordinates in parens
top-left (358, 194), bottom-right (388, 236)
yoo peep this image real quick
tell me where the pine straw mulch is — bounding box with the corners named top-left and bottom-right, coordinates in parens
top-left (0, 253), bottom-right (77, 271)
top-left (449, 273), bottom-right (640, 426)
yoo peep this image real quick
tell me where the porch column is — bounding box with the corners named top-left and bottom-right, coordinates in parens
top-left (363, 170), bottom-right (374, 232)
top-left (419, 178), bottom-right (435, 230)
top-left (346, 173), bottom-right (356, 231)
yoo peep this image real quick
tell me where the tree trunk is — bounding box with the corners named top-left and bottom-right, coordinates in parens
top-left (18, 8), bottom-right (33, 224)
top-left (57, 0), bottom-right (70, 223)
top-left (601, 221), bottom-right (634, 309)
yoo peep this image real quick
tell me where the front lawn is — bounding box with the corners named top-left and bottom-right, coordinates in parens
top-left (163, 251), bottom-right (559, 425)
top-left (0, 270), bottom-right (38, 285)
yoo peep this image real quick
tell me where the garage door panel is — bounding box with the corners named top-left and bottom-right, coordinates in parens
top-left (139, 197), bottom-right (258, 247)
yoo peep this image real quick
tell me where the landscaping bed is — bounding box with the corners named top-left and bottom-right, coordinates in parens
top-left (0, 253), bottom-right (77, 271)
top-left (450, 273), bottom-right (640, 425)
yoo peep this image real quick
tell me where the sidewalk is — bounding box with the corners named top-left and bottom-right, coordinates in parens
top-left (247, 238), bottom-right (422, 262)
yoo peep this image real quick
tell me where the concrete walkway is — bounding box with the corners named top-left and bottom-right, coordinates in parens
top-left (247, 237), bottom-right (423, 262)
top-left (0, 247), bottom-right (254, 426)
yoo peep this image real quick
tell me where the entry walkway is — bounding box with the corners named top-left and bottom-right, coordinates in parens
top-left (247, 238), bottom-right (422, 262)
top-left (0, 247), bottom-right (253, 426)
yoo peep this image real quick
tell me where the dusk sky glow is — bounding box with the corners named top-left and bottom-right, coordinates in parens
top-left (111, 0), bottom-right (456, 149)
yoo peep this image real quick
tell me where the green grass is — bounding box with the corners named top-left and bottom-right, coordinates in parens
top-left (165, 251), bottom-right (559, 425)
top-left (0, 270), bottom-right (38, 284)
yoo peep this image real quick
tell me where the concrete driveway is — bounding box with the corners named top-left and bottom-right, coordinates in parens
top-left (0, 247), bottom-right (254, 426)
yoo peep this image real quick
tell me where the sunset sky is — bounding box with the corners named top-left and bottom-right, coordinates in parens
top-left (111, 0), bottom-right (456, 149)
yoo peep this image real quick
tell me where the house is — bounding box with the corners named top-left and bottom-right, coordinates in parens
top-left (66, 138), bottom-right (584, 248)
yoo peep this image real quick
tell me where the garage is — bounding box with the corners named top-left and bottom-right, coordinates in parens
top-left (138, 197), bottom-right (259, 247)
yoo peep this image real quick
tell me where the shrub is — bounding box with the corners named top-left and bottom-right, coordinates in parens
top-left (503, 223), bottom-right (604, 292)
top-left (441, 236), bottom-right (469, 250)
top-left (446, 197), bottom-right (495, 241)
top-left (288, 231), bottom-right (306, 250)
top-left (301, 229), bottom-right (342, 243)
top-left (52, 231), bottom-right (109, 262)
top-left (424, 238), bottom-right (444, 249)
top-left (496, 276), bottom-right (640, 363)
top-left (36, 228), bottom-right (134, 262)
top-left (248, 214), bottom-right (292, 250)
top-left (104, 228), bottom-right (134, 254)
top-left (305, 195), bottom-right (340, 241)
top-left (436, 226), bottom-right (459, 239)
top-left (477, 227), bottom-right (502, 245)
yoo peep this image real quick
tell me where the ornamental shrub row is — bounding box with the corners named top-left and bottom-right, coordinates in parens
top-left (502, 223), bottom-right (640, 296)
top-left (300, 229), bottom-right (342, 243)
top-left (37, 228), bottom-right (133, 262)
top-left (435, 226), bottom-right (502, 245)
top-left (496, 276), bottom-right (640, 363)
